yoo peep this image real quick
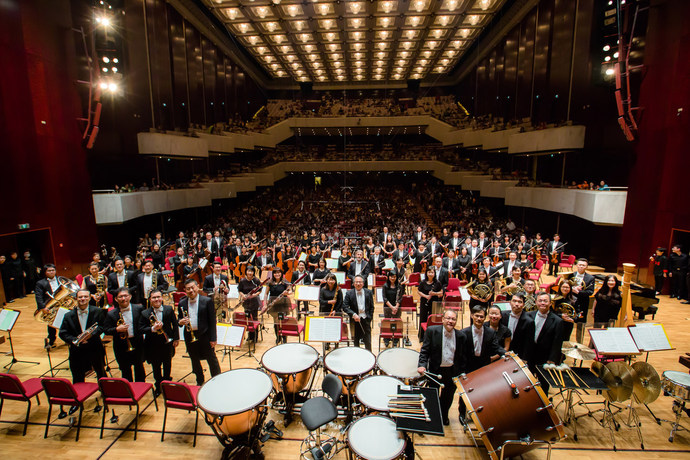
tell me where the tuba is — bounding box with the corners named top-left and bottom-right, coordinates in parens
top-left (34, 277), bottom-right (80, 324)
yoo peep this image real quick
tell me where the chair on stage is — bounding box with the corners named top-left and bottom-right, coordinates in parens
top-left (420, 313), bottom-right (443, 335)
top-left (406, 272), bottom-right (421, 294)
top-left (400, 295), bottom-right (417, 324)
top-left (529, 259), bottom-right (544, 283)
top-left (233, 311), bottom-right (262, 344)
top-left (339, 321), bottom-right (351, 347)
top-left (379, 318), bottom-right (404, 352)
top-left (278, 316), bottom-right (305, 343)
top-left (299, 374), bottom-right (343, 460)
top-left (172, 291), bottom-right (186, 307)
top-left (339, 278), bottom-right (352, 289)
top-left (98, 377), bottom-right (158, 440)
top-left (445, 278), bottom-right (462, 297)
top-left (0, 373), bottom-right (44, 436)
top-left (160, 381), bottom-right (200, 447)
top-left (559, 254), bottom-right (576, 273)
top-left (375, 275), bottom-right (387, 287)
top-left (41, 377), bottom-right (99, 441)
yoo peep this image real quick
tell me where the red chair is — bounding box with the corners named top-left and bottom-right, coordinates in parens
top-left (172, 291), bottom-right (186, 307)
top-left (375, 275), bottom-right (387, 287)
top-left (41, 377), bottom-right (99, 441)
top-left (559, 254), bottom-right (576, 273)
top-left (106, 292), bottom-right (114, 307)
top-left (339, 321), bottom-right (351, 346)
top-left (161, 381), bottom-right (200, 447)
top-left (400, 295), bottom-right (417, 323)
top-left (379, 318), bottom-right (404, 351)
top-left (339, 278), bottom-right (352, 289)
top-left (446, 278), bottom-right (462, 297)
top-left (0, 373), bottom-right (43, 436)
top-left (75, 274), bottom-right (84, 286)
top-left (420, 313), bottom-right (443, 334)
top-left (98, 377), bottom-right (158, 440)
top-left (233, 311), bottom-right (262, 350)
top-left (278, 317), bottom-right (305, 342)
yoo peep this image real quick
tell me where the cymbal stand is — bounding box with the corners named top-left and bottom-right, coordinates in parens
top-left (619, 398), bottom-right (645, 449)
top-left (597, 400), bottom-right (619, 451)
top-left (403, 314), bottom-right (412, 347)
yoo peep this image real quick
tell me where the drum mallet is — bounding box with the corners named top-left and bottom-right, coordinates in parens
top-left (423, 371), bottom-right (444, 388)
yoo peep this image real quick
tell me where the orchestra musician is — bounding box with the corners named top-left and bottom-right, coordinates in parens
top-left (139, 288), bottom-right (179, 395)
top-left (650, 247), bottom-right (667, 295)
top-left (368, 246), bottom-right (385, 275)
top-left (347, 249), bottom-right (371, 288)
top-left (306, 245), bottom-right (321, 273)
top-left (203, 232), bottom-right (218, 257)
top-left (417, 309), bottom-right (466, 427)
top-left (177, 279), bottom-right (221, 386)
top-left (261, 269), bottom-right (291, 344)
top-left (104, 288), bottom-right (146, 382)
top-left (149, 244), bottom-right (165, 271)
top-left (449, 231), bottom-right (462, 252)
top-left (318, 273), bottom-right (343, 316)
top-left (59, 289), bottom-right (107, 383)
top-left (169, 247), bottom-right (187, 284)
top-left (391, 241), bottom-right (410, 265)
top-left (108, 258), bottom-right (137, 303)
top-left (460, 306), bottom-right (505, 373)
top-left (379, 226), bottom-right (391, 245)
top-left (413, 226), bottom-right (425, 246)
top-left (500, 266), bottom-right (525, 295)
top-left (428, 236), bottom-right (442, 259)
top-left (488, 240), bottom-right (503, 264)
top-left (312, 258), bottom-right (330, 286)
top-left (468, 269), bottom-right (492, 311)
top-left (526, 291), bottom-right (565, 394)
top-left (213, 230), bottom-right (225, 258)
top-left (35, 263), bottom-right (60, 348)
top-left (338, 245), bottom-right (353, 272)
top-left (565, 258), bottom-right (595, 322)
top-left (153, 233), bottom-right (165, 250)
top-left (391, 258), bottom-right (407, 280)
top-left (485, 304), bottom-right (511, 351)
top-left (477, 231), bottom-right (489, 252)
top-left (136, 260), bottom-right (168, 305)
top-left (442, 249), bottom-right (459, 278)
top-left (591, 275), bottom-right (623, 324)
top-left (417, 267), bottom-right (444, 341)
top-left (547, 234), bottom-right (565, 276)
top-left (432, 256), bottom-right (450, 290)
top-left (456, 247), bottom-right (471, 280)
top-left (502, 251), bottom-right (520, 278)
top-left (468, 240), bottom-right (482, 264)
top-left (175, 231), bottom-right (188, 251)
top-left (291, 260), bottom-right (311, 318)
top-left (500, 293), bottom-right (533, 360)
top-left (203, 261), bottom-right (229, 296)
top-left (382, 271), bottom-right (403, 347)
top-left (553, 280), bottom-right (577, 341)
top-left (412, 243), bottom-right (429, 274)
top-left (383, 234), bottom-right (396, 257)
top-left (343, 275), bottom-right (375, 351)
top-left (256, 247), bottom-right (274, 274)
top-left (237, 266), bottom-right (262, 341)
top-left (82, 261), bottom-right (108, 308)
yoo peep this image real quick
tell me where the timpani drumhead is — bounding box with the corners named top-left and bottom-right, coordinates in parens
top-left (347, 415), bottom-right (405, 460)
top-left (355, 375), bottom-right (404, 412)
top-left (325, 346), bottom-right (376, 376)
top-left (198, 368), bottom-right (272, 415)
top-left (377, 348), bottom-right (421, 381)
top-left (261, 342), bottom-right (319, 375)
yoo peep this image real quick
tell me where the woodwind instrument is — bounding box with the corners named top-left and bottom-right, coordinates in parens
top-left (329, 284), bottom-right (340, 316)
top-left (117, 311), bottom-right (135, 352)
top-left (233, 277), bottom-right (270, 312)
top-left (265, 271), bottom-right (308, 311)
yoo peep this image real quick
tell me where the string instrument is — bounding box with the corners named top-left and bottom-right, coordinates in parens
top-left (233, 277), bottom-right (269, 312)
top-left (283, 244), bottom-right (301, 281)
top-left (264, 271), bottom-right (309, 312)
top-left (549, 242), bottom-right (569, 264)
top-left (419, 251), bottom-right (433, 273)
top-left (527, 240), bottom-right (547, 261)
top-left (188, 249), bottom-right (213, 286)
top-left (234, 254), bottom-right (249, 279)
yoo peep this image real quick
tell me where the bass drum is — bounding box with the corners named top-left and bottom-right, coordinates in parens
top-left (261, 342), bottom-right (319, 395)
top-left (197, 368), bottom-right (272, 441)
top-left (454, 352), bottom-right (565, 460)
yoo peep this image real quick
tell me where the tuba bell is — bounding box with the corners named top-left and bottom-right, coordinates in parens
top-left (34, 277), bottom-right (80, 324)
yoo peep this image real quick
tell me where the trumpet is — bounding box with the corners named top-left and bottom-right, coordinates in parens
top-left (117, 311), bottom-right (135, 352)
top-left (149, 311), bottom-right (171, 342)
top-left (181, 307), bottom-right (198, 342)
top-left (73, 322), bottom-right (99, 346)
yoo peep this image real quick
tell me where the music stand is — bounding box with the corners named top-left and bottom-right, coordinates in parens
top-left (0, 310), bottom-right (40, 372)
top-left (41, 307), bottom-right (71, 377)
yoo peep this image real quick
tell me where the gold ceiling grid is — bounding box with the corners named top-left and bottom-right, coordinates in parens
top-left (205, 0), bottom-right (505, 84)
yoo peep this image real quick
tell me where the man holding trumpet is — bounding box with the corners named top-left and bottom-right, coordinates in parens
top-left (139, 288), bottom-right (179, 396)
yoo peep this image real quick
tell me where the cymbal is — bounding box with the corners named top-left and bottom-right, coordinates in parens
top-left (602, 361), bottom-right (635, 402)
top-left (631, 361), bottom-right (661, 404)
top-left (562, 342), bottom-right (597, 361)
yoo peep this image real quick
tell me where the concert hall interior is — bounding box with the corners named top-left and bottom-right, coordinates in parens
top-left (1, 0), bottom-right (690, 459)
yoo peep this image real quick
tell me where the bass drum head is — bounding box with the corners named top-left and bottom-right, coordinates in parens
top-left (377, 347), bottom-right (421, 382)
top-left (347, 415), bottom-right (405, 460)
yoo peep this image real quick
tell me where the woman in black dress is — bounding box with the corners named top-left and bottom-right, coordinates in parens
top-left (418, 267), bottom-right (444, 341)
top-left (383, 234), bottom-right (396, 258)
top-left (468, 269), bottom-right (493, 311)
top-left (237, 266), bottom-right (262, 341)
top-left (312, 258), bottom-right (330, 286)
top-left (318, 273), bottom-right (343, 316)
top-left (81, 261), bottom-right (108, 308)
top-left (592, 275), bottom-right (622, 324)
top-left (193, 241), bottom-right (205, 262)
top-left (382, 271), bottom-right (403, 347)
top-left (485, 304), bottom-right (511, 352)
top-left (306, 246), bottom-right (321, 273)
top-left (149, 244), bottom-right (165, 270)
top-left (553, 280), bottom-right (578, 341)
top-left (456, 246), bottom-right (471, 281)
top-left (263, 268), bottom-right (291, 343)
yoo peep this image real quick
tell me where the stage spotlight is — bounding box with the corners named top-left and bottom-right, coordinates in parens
top-left (96, 16), bottom-right (111, 27)
top-left (99, 82), bottom-right (108, 89)
top-left (613, 52), bottom-right (619, 58)
top-left (103, 56), bottom-right (109, 63)
top-left (112, 67), bottom-right (118, 72)
top-left (108, 82), bottom-right (118, 92)
top-left (604, 56), bottom-right (611, 62)
top-left (102, 67), bottom-right (108, 72)
top-left (113, 58), bottom-right (119, 63)
top-left (605, 68), bottom-right (615, 76)
top-left (603, 45), bottom-right (611, 52)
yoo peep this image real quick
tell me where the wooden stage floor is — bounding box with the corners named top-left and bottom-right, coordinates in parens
top-left (1, 276), bottom-right (689, 459)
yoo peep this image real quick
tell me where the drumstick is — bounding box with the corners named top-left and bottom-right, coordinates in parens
top-left (566, 366), bottom-right (589, 389)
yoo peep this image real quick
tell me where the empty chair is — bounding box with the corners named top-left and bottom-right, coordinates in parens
top-left (445, 278), bottom-right (462, 297)
top-left (98, 377), bottom-right (158, 440)
top-left (278, 316), bottom-right (305, 342)
top-left (400, 295), bottom-right (417, 324)
top-left (0, 373), bottom-right (43, 436)
top-left (41, 377), bottom-right (99, 441)
top-left (300, 374), bottom-right (343, 460)
top-left (379, 318), bottom-right (404, 351)
top-left (559, 254), bottom-right (577, 272)
top-left (160, 381), bottom-right (200, 447)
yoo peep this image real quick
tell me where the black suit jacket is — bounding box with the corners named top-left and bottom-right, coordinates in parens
top-left (202, 239), bottom-right (220, 256)
top-left (343, 288), bottom-right (375, 320)
top-left (433, 267), bottom-right (450, 289)
top-left (347, 261), bottom-right (371, 287)
top-left (59, 306), bottom-right (106, 355)
top-left (177, 295), bottom-right (217, 342)
top-left (107, 270), bottom-right (137, 298)
top-left (500, 310), bottom-right (534, 360)
top-left (503, 260), bottom-right (521, 278)
top-left (256, 254), bottom-right (274, 270)
top-left (442, 257), bottom-right (460, 275)
top-left (139, 304), bottom-right (179, 362)
top-left (34, 277), bottom-right (56, 311)
top-left (460, 326), bottom-right (505, 372)
top-left (525, 310), bottom-right (564, 365)
top-left (417, 325), bottom-right (466, 376)
top-left (368, 254), bottom-right (385, 273)
top-left (135, 271), bottom-right (169, 304)
top-left (392, 249), bottom-right (410, 263)
top-left (202, 274), bottom-right (229, 294)
top-left (291, 270), bottom-right (312, 285)
top-left (104, 304), bottom-right (146, 352)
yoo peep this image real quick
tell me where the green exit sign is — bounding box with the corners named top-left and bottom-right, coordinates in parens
top-left (17, 223), bottom-right (30, 230)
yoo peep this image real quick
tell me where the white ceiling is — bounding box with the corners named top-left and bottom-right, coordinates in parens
top-left (202, 0), bottom-right (506, 85)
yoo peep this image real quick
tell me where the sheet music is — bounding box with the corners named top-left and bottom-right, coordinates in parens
top-left (334, 272), bottom-right (346, 284)
top-left (50, 307), bottom-right (69, 330)
top-left (325, 258), bottom-right (339, 269)
top-left (0, 309), bottom-right (20, 331)
top-left (306, 316), bottom-right (342, 342)
top-left (376, 287), bottom-right (384, 303)
top-left (295, 285), bottom-right (320, 301)
top-left (216, 324), bottom-right (228, 343)
top-left (227, 284), bottom-right (239, 299)
top-left (459, 288), bottom-right (470, 301)
top-left (330, 250), bottom-right (341, 259)
top-left (367, 273), bottom-right (374, 286)
top-left (629, 324), bottom-right (672, 351)
top-left (384, 259), bottom-right (395, 270)
top-left (216, 324), bottom-right (244, 347)
top-left (299, 253), bottom-right (307, 262)
top-left (589, 328), bottom-right (640, 355)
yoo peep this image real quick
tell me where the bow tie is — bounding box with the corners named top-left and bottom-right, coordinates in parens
top-left (510, 313), bottom-right (520, 319)
top-left (537, 312), bottom-right (548, 319)
top-left (120, 307), bottom-right (130, 312)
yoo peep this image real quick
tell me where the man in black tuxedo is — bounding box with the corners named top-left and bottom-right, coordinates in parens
top-left (202, 232), bottom-right (219, 257)
top-left (255, 247), bottom-right (274, 273)
top-left (343, 275), bottom-right (375, 351)
top-left (368, 246), bottom-right (385, 275)
top-left (212, 230), bottom-right (226, 258)
top-left (108, 258), bottom-right (137, 303)
top-left (442, 250), bottom-right (460, 278)
top-left (139, 289), bottom-right (179, 394)
top-left (178, 279), bottom-right (221, 386)
top-left (104, 288), bottom-right (146, 382)
top-left (59, 289), bottom-right (107, 383)
top-left (502, 252), bottom-right (520, 278)
top-left (392, 242), bottom-right (410, 265)
top-left (461, 306), bottom-right (505, 373)
top-left (417, 309), bottom-right (466, 426)
top-left (202, 262), bottom-right (230, 294)
top-left (500, 293), bottom-right (533, 360)
top-left (449, 231), bottom-right (462, 252)
top-left (432, 256), bottom-right (450, 289)
top-left (35, 263), bottom-right (60, 347)
top-left (427, 236), bottom-right (443, 259)
top-left (347, 250), bottom-right (371, 288)
top-left (413, 226), bottom-right (425, 247)
top-left (526, 292), bottom-right (565, 394)
top-left (566, 258), bottom-right (595, 322)
top-left (136, 260), bottom-right (169, 305)
top-left (379, 226), bottom-right (390, 246)
top-left (547, 234), bottom-right (565, 276)
top-left (174, 231), bottom-right (188, 251)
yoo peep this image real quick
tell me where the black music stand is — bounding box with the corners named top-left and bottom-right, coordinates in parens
top-left (1, 310), bottom-right (40, 372)
top-left (41, 340), bottom-right (70, 377)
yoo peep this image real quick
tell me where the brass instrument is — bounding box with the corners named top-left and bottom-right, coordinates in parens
top-left (182, 306), bottom-right (198, 342)
top-left (502, 279), bottom-right (525, 297)
top-left (213, 279), bottom-right (229, 321)
top-left (34, 277), bottom-right (81, 324)
top-left (145, 269), bottom-right (159, 300)
top-left (553, 296), bottom-right (577, 318)
top-left (73, 322), bottom-right (99, 346)
top-left (95, 274), bottom-right (106, 307)
top-left (117, 310), bottom-right (135, 352)
top-left (149, 311), bottom-right (170, 342)
top-left (523, 293), bottom-right (537, 311)
top-left (467, 280), bottom-right (493, 303)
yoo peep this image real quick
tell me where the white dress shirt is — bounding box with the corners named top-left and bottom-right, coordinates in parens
top-left (508, 312), bottom-right (521, 335)
top-left (356, 289), bottom-right (366, 318)
top-left (534, 311), bottom-right (548, 340)
top-left (117, 271), bottom-right (126, 288)
top-left (48, 277), bottom-right (59, 293)
top-left (187, 297), bottom-right (199, 330)
top-left (213, 275), bottom-right (221, 288)
top-left (472, 325), bottom-right (484, 356)
top-left (441, 328), bottom-right (456, 367)
top-left (154, 306), bottom-right (164, 322)
top-left (143, 273), bottom-right (152, 295)
top-left (78, 308), bottom-right (89, 332)
top-left (120, 306), bottom-right (134, 338)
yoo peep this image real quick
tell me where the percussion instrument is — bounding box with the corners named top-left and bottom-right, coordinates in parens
top-left (347, 415), bottom-right (406, 460)
top-left (631, 362), bottom-right (661, 404)
top-left (355, 375), bottom-right (404, 413)
top-left (561, 341), bottom-right (596, 361)
top-left (324, 346), bottom-right (376, 395)
top-left (662, 371), bottom-right (690, 401)
top-left (454, 352), bottom-right (564, 460)
top-left (197, 368), bottom-right (272, 444)
top-left (261, 342), bottom-right (319, 395)
top-left (376, 347), bottom-right (422, 384)
top-left (600, 361), bottom-right (635, 402)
